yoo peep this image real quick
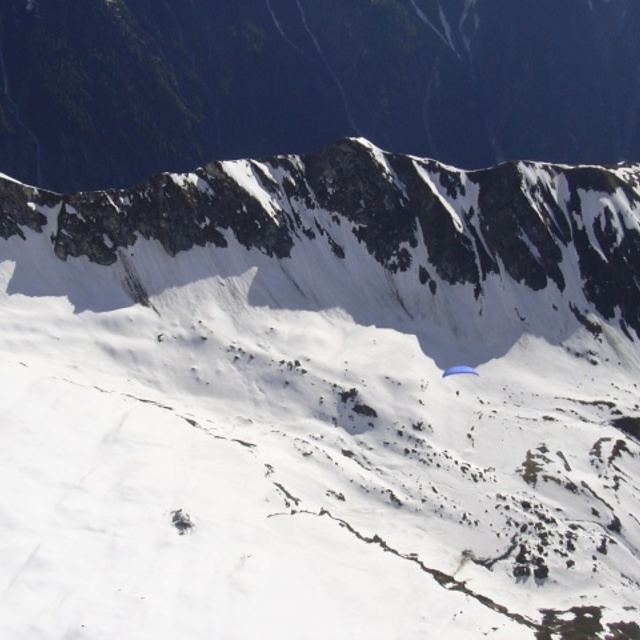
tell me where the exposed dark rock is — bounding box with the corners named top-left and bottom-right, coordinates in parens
top-left (533, 559), bottom-right (549, 580)
top-left (50, 166), bottom-right (294, 265)
top-left (569, 304), bottom-right (603, 337)
top-left (474, 161), bottom-right (565, 291)
top-left (515, 544), bottom-right (528, 565)
top-left (0, 180), bottom-right (53, 240)
top-left (273, 482), bottom-right (301, 509)
top-left (3, 138), bottom-right (640, 338)
top-left (537, 606), bottom-right (603, 640)
top-left (305, 139), bottom-right (415, 270)
top-left (353, 403), bottom-right (378, 418)
top-left (612, 417), bottom-right (640, 441)
top-left (605, 620), bottom-right (640, 639)
top-left (607, 516), bottom-right (622, 534)
top-left (170, 509), bottom-right (194, 535)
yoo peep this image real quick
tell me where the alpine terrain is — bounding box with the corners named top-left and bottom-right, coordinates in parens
top-left (1, 137), bottom-right (640, 638)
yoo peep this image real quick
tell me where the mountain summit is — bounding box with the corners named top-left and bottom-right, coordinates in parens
top-left (1, 139), bottom-right (640, 637)
top-left (5, 136), bottom-right (640, 348)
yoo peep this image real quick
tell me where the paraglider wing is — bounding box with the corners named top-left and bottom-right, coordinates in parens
top-left (442, 365), bottom-right (479, 378)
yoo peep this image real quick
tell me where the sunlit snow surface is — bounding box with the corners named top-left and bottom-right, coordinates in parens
top-left (2, 178), bottom-right (640, 638)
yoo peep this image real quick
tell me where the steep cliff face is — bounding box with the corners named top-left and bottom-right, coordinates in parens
top-left (4, 140), bottom-right (640, 638)
top-left (3, 138), bottom-right (640, 345)
top-left (1, 0), bottom-right (639, 191)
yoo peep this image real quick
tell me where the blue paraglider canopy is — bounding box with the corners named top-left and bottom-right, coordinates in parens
top-left (442, 365), bottom-right (479, 378)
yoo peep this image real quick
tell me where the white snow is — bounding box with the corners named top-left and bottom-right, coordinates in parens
top-left (1, 159), bottom-right (640, 638)
top-left (170, 172), bottom-right (215, 198)
top-left (221, 160), bottom-right (281, 224)
top-left (412, 159), bottom-right (464, 232)
top-left (353, 137), bottom-right (409, 201)
top-left (408, 0), bottom-right (459, 56)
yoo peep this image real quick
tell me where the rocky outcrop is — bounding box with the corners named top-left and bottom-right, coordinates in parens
top-left (0, 177), bottom-right (51, 239)
top-left (3, 138), bottom-right (640, 336)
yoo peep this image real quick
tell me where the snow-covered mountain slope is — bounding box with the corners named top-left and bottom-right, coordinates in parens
top-left (1, 139), bottom-right (640, 638)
